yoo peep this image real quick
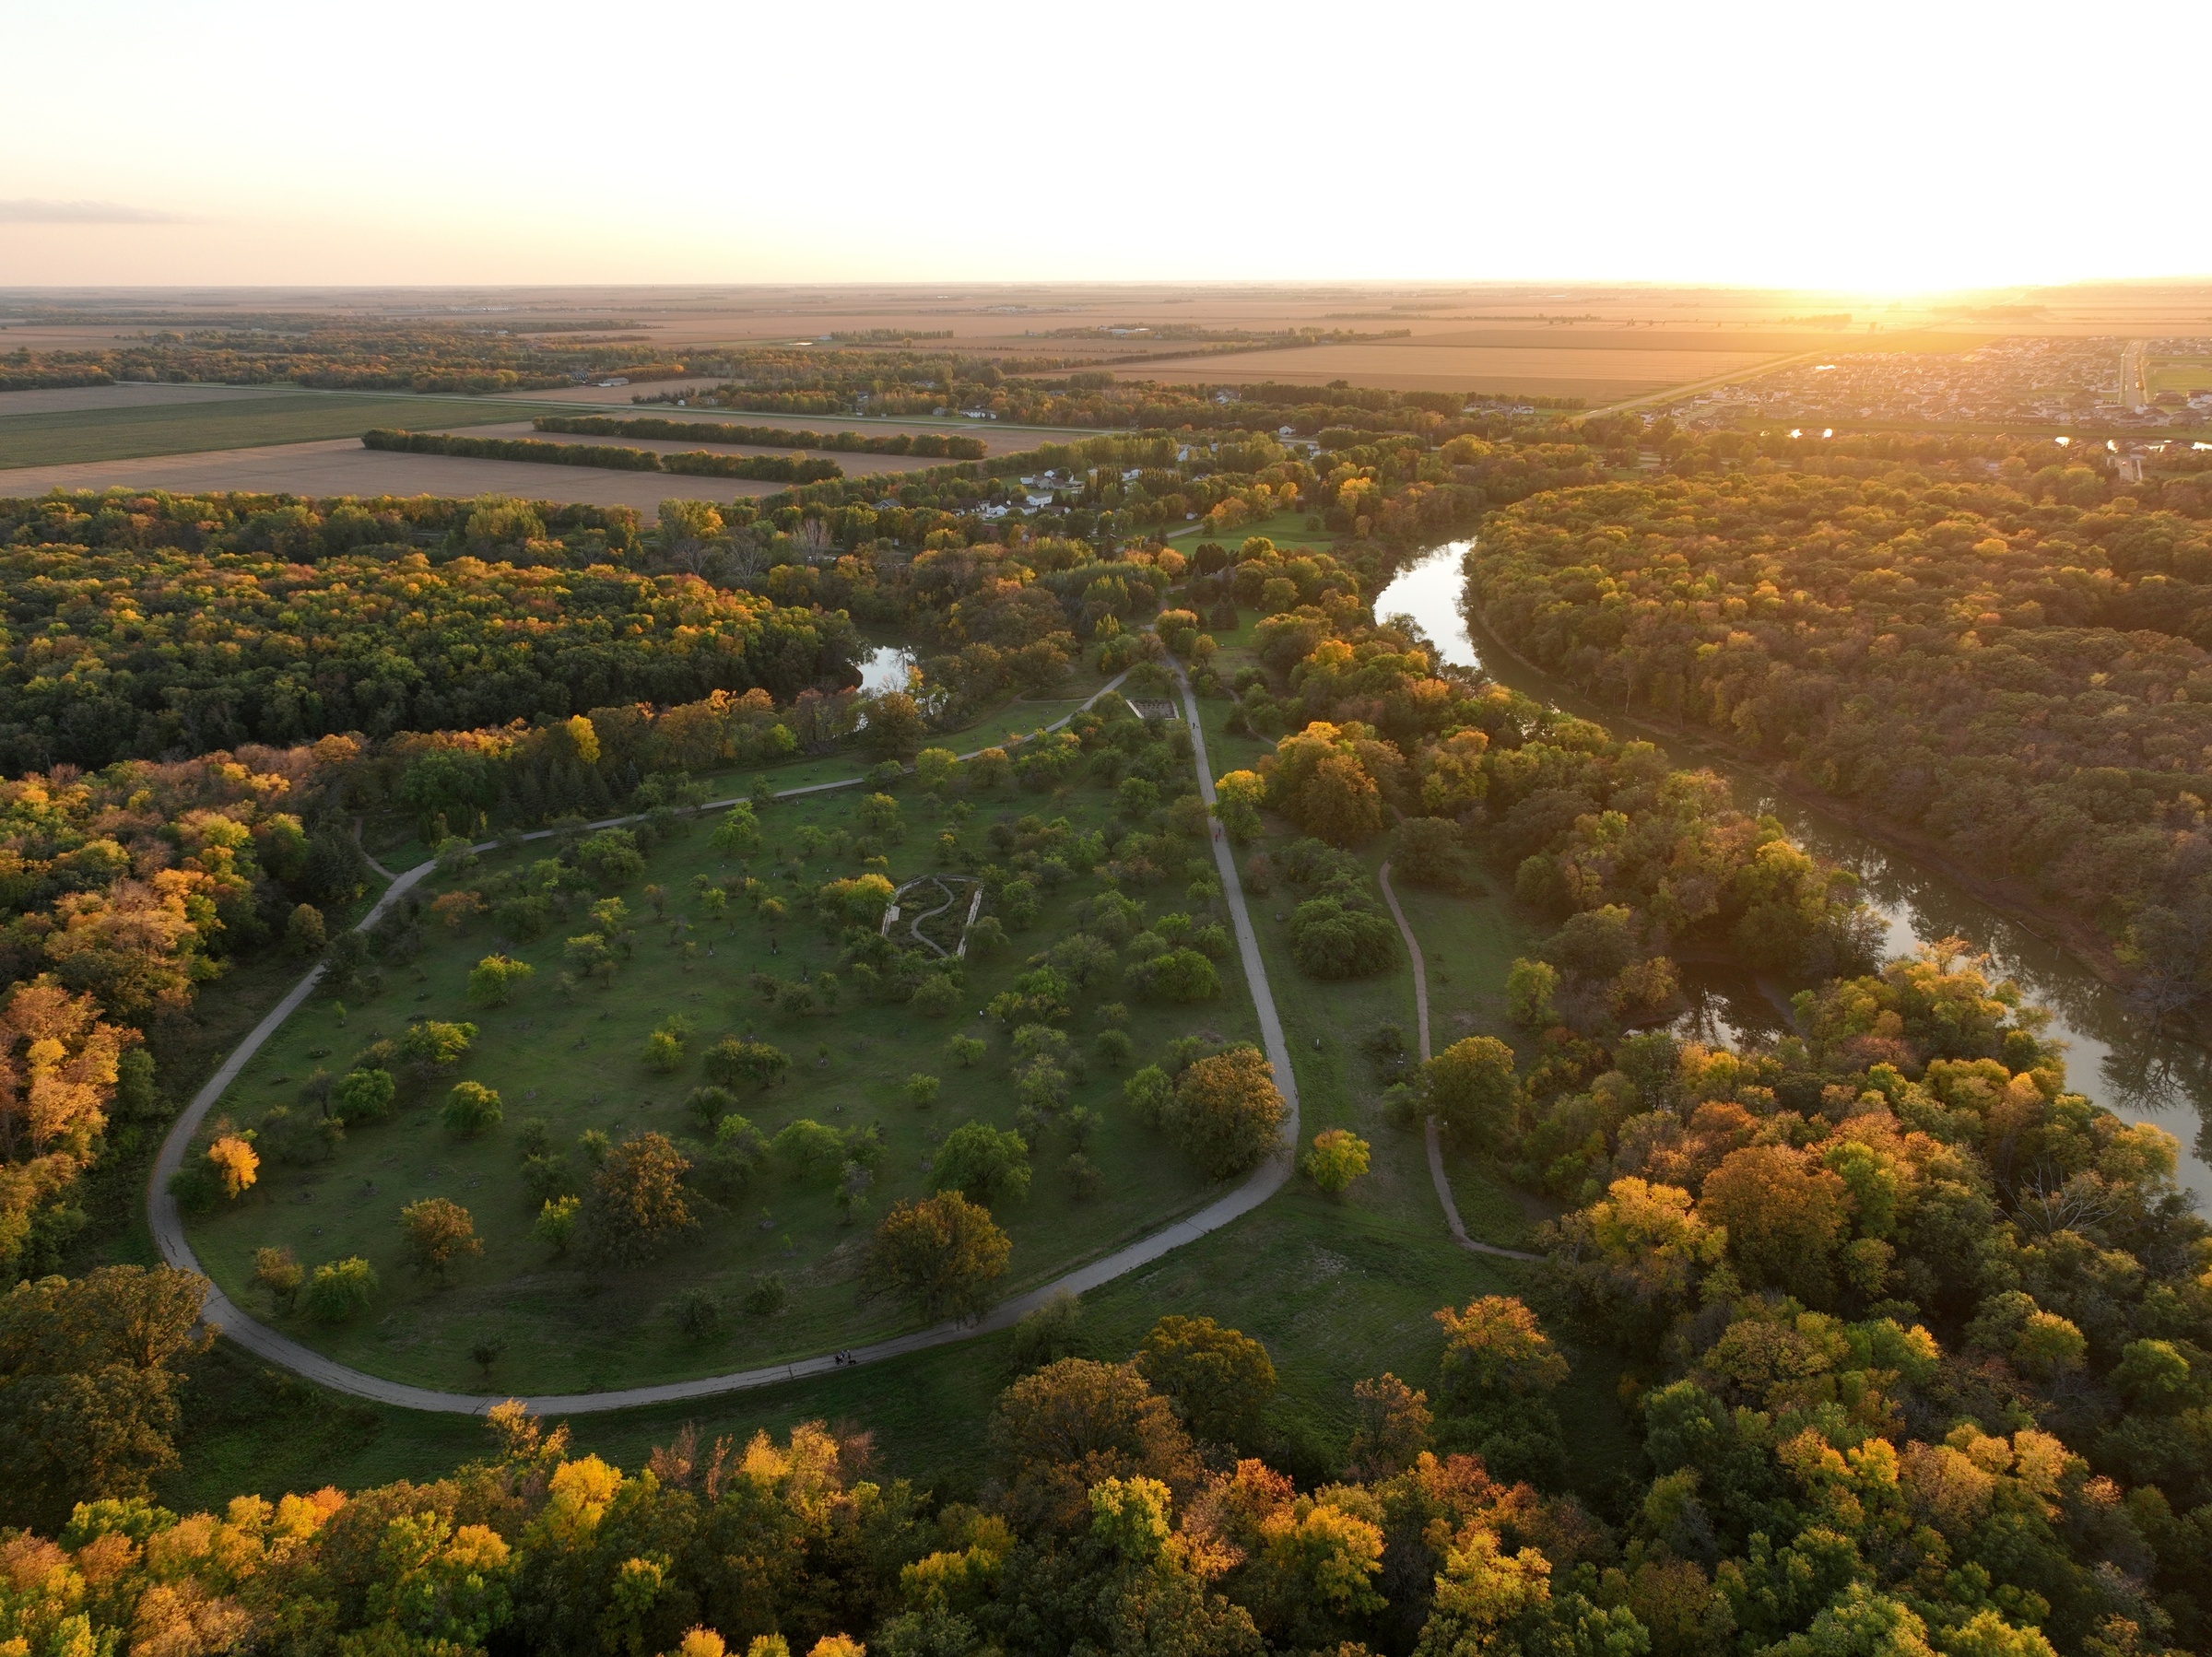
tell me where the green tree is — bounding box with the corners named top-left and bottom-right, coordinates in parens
top-left (703, 1037), bottom-right (790, 1090)
top-left (859, 793), bottom-right (906, 841)
top-left (0, 1265), bottom-right (211, 1531)
top-left (533, 1195), bottom-right (579, 1256)
top-left (286, 902), bottom-right (328, 957)
top-left (771, 1118), bottom-right (847, 1183)
top-left (305, 1256), bottom-right (380, 1322)
top-left (711, 803), bottom-right (763, 856)
top-left (331, 1067), bottom-right (396, 1125)
top-left (933, 1122), bottom-right (1031, 1205)
top-left (443, 1080), bottom-right (502, 1139)
top-left (466, 954), bottom-right (534, 1008)
top-left (1422, 1037), bottom-right (1520, 1149)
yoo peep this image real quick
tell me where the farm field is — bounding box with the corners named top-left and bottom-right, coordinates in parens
top-left (0, 382), bottom-right (302, 416)
top-left (0, 389), bottom-right (567, 469)
top-left (0, 438), bottom-right (784, 510)
top-left (177, 704), bottom-right (1268, 1394)
top-left (421, 419), bottom-right (972, 476)
top-left (1088, 341), bottom-right (1793, 400)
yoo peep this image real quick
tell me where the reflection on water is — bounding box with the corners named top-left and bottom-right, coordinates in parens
top-left (1671, 966), bottom-right (1792, 1052)
top-left (1375, 541), bottom-right (2212, 1207)
top-left (856, 644), bottom-right (917, 694)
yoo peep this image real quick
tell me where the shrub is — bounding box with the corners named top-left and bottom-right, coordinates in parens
top-left (745, 1273), bottom-right (789, 1316)
top-left (703, 1038), bottom-right (790, 1090)
top-left (1287, 895), bottom-right (1396, 979)
top-left (534, 1195), bottom-right (580, 1255)
top-left (911, 974), bottom-right (962, 1017)
top-left (685, 1086), bottom-right (736, 1133)
top-left (331, 1067), bottom-right (395, 1125)
top-left (641, 1028), bottom-right (685, 1073)
top-left (443, 1081), bottom-right (502, 1139)
top-left (671, 1287), bottom-right (724, 1341)
top-left (522, 1153), bottom-right (578, 1205)
top-left (905, 1074), bottom-right (941, 1108)
top-left (1302, 1128), bottom-right (1371, 1196)
top-left (305, 1257), bottom-right (380, 1322)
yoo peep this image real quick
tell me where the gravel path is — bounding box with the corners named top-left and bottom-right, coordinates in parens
top-left (1376, 862), bottom-right (1541, 1263)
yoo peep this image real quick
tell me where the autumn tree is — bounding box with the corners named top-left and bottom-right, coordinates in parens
top-left (400, 1197), bottom-right (483, 1283)
top-left (865, 1191), bottom-right (1009, 1322)
top-left (985, 1357), bottom-right (1201, 1534)
top-left (1699, 1144), bottom-right (1852, 1305)
top-left (1166, 1047), bottom-right (1287, 1180)
top-left (1135, 1314), bottom-right (1277, 1447)
top-left (1301, 1128), bottom-right (1371, 1196)
top-left (579, 1132), bottom-right (697, 1269)
top-left (0, 981), bottom-right (130, 1275)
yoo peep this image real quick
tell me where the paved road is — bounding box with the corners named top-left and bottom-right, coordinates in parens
top-left (148, 664), bottom-right (1309, 1415)
top-left (1376, 862), bottom-right (1541, 1264)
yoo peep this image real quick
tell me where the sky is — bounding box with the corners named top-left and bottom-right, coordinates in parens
top-left (6, 0), bottom-right (2210, 292)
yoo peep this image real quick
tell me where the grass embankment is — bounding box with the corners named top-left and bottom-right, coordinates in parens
top-left (181, 739), bottom-right (1256, 1394)
top-left (0, 393), bottom-right (573, 470)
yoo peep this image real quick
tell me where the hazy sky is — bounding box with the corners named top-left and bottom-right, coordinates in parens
top-left (6, 0), bottom-right (2208, 291)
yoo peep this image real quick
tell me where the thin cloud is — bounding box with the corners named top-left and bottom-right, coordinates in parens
top-left (0, 199), bottom-right (194, 224)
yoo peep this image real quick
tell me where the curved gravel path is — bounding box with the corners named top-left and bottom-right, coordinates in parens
top-left (148, 664), bottom-right (1306, 1415)
top-left (1376, 863), bottom-right (1540, 1264)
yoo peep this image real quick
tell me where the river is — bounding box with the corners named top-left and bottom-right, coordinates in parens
top-left (1374, 540), bottom-right (2212, 1208)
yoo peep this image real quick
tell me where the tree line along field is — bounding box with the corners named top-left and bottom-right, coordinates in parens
top-left (176, 704), bottom-right (1264, 1393)
top-left (0, 389), bottom-right (573, 469)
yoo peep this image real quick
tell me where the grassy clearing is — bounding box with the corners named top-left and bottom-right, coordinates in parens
top-left (0, 393), bottom-right (570, 470)
top-left (1168, 509), bottom-right (1335, 553)
top-left (181, 731), bottom-right (1263, 1394)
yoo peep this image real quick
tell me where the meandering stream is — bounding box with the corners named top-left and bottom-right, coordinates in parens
top-left (1373, 540), bottom-right (2212, 1208)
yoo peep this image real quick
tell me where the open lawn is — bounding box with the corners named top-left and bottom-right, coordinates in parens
top-left (1168, 508), bottom-right (1335, 552)
top-left (0, 391), bottom-right (571, 470)
top-left (179, 715), bottom-right (1265, 1395)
